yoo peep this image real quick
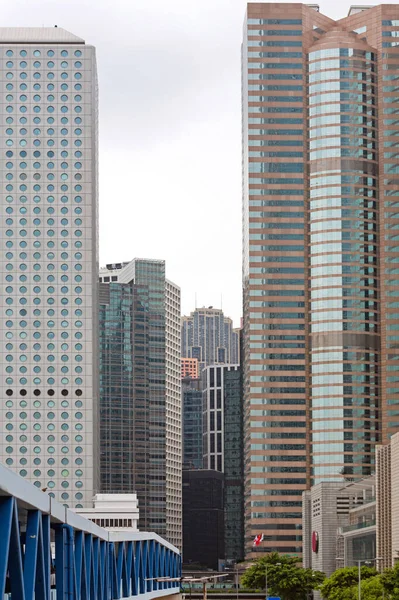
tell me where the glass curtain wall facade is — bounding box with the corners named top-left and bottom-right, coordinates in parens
top-left (242, 2), bottom-right (399, 558)
top-left (0, 28), bottom-right (99, 508)
top-left (242, 4), bottom-right (312, 557)
top-left (182, 376), bottom-right (203, 469)
top-left (201, 364), bottom-right (244, 560)
top-left (308, 35), bottom-right (379, 484)
top-left (99, 282), bottom-right (135, 493)
top-left (98, 259), bottom-right (182, 550)
top-left (224, 367), bottom-right (244, 562)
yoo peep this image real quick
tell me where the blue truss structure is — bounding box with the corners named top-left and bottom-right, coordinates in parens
top-left (0, 465), bottom-right (181, 600)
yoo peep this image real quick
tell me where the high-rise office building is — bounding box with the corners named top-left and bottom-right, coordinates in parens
top-left (182, 469), bottom-right (225, 569)
top-left (99, 282), bottom-right (135, 493)
top-left (223, 367), bottom-right (245, 563)
top-left (0, 28), bottom-right (99, 508)
top-left (182, 376), bottom-right (203, 469)
top-left (242, 2), bottom-right (399, 557)
top-left (99, 259), bottom-right (182, 549)
top-left (203, 365), bottom-right (240, 473)
top-left (182, 307), bottom-right (239, 370)
top-left (165, 278), bottom-right (182, 548)
top-left (202, 364), bottom-right (244, 561)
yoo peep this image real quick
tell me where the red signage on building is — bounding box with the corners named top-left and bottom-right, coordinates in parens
top-left (312, 531), bottom-right (319, 553)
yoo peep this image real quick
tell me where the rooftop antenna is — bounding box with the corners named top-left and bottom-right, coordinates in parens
top-left (221, 293), bottom-right (223, 310)
top-left (195, 292), bottom-right (197, 309)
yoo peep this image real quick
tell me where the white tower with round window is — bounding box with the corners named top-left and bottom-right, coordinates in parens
top-left (0, 27), bottom-right (99, 508)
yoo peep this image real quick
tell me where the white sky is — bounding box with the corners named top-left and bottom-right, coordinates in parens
top-left (1, 0), bottom-right (391, 325)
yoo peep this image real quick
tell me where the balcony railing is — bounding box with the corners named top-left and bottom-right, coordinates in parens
top-left (342, 519), bottom-right (376, 533)
top-left (350, 497), bottom-right (376, 510)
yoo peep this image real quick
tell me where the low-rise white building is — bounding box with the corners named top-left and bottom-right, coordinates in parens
top-left (75, 493), bottom-right (139, 531)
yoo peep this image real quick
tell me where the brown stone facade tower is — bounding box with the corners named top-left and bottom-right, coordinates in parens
top-left (242, 3), bottom-right (399, 558)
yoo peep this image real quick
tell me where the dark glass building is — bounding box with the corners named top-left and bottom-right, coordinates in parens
top-left (202, 364), bottom-right (244, 562)
top-left (224, 367), bottom-right (245, 563)
top-left (182, 377), bottom-right (203, 469)
top-left (183, 470), bottom-right (225, 569)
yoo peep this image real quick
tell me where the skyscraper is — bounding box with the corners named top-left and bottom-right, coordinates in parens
top-left (223, 366), bottom-right (245, 563)
top-left (99, 281), bottom-right (135, 493)
top-left (182, 469), bottom-right (225, 569)
top-left (182, 376), bottom-right (203, 469)
top-left (182, 307), bottom-right (240, 370)
top-left (202, 364), bottom-right (244, 562)
top-left (165, 278), bottom-right (182, 548)
top-left (99, 259), bottom-right (182, 549)
top-left (242, 2), bottom-right (399, 557)
top-left (0, 28), bottom-right (99, 508)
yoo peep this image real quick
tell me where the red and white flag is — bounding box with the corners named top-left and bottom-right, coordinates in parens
top-left (253, 534), bottom-right (264, 547)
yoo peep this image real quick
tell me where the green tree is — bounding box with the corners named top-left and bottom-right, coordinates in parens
top-left (381, 561), bottom-right (399, 600)
top-left (240, 553), bottom-right (325, 600)
top-left (359, 576), bottom-right (384, 600)
top-left (320, 567), bottom-right (377, 600)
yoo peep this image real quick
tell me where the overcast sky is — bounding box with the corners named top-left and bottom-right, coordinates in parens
top-left (1, 0), bottom-right (390, 325)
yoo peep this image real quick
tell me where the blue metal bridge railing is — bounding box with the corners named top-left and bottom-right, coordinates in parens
top-left (0, 463), bottom-right (181, 600)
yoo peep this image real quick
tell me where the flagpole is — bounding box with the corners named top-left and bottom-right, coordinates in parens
top-left (265, 562), bottom-right (268, 600)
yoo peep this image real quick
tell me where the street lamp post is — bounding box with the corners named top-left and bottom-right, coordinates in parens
top-left (357, 557), bottom-right (383, 600)
top-left (357, 561), bottom-right (363, 600)
top-left (307, 570), bottom-right (316, 600)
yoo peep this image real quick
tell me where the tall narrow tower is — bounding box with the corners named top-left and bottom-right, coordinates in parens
top-left (0, 28), bottom-right (99, 508)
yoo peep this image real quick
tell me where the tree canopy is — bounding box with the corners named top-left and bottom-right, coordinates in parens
top-left (380, 561), bottom-right (399, 600)
top-left (240, 552), bottom-right (325, 600)
top-left (319, 567), bottom-right (378, 600)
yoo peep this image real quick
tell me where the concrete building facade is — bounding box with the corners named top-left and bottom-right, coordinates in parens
top-left (303, 478), bottom-right (376, 575)
top-left (0, 28), bottom-right (99, 508)
top-left (302, 483), bottom-right (349, 576)
top-left (181, 357), bottom-right (199, 379)
top-left (376, 443), bottom-right (392, 570)
top-left (165, 279), bottom-right (182, 549)
top-left (303, 433), bottom-right (399, 572)
top-left (76, 493), bottom-right (139, 531)
top-left (391, 434), bottom-right (399, 566)
top-left (242, 2), bottom-right (399, 557)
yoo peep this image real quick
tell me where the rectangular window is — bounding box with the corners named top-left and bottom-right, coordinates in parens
top-left (247, 18), bottom-right (302, 25)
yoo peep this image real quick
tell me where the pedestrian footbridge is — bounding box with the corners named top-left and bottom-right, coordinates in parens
top-left (0, 462), bottom-right (181, 600)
